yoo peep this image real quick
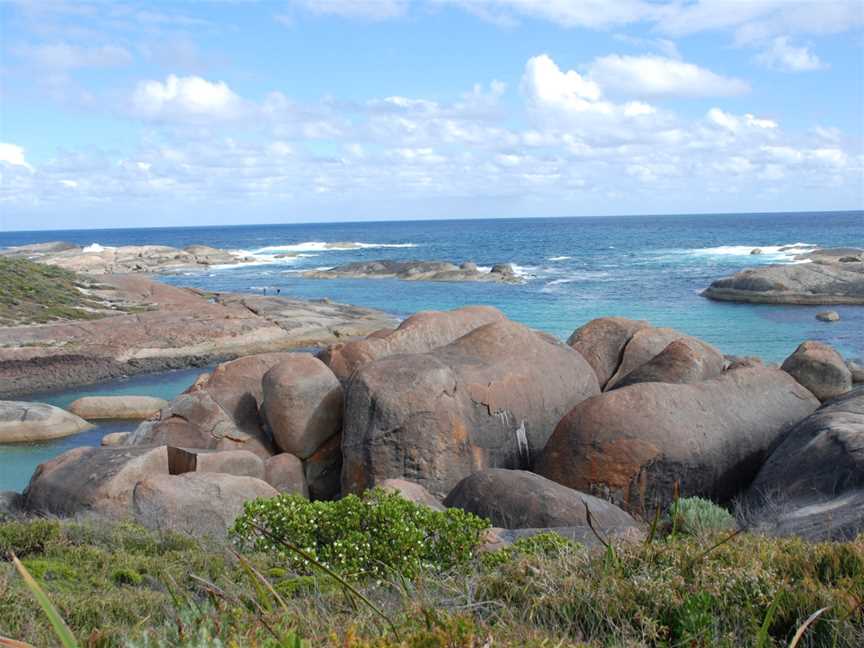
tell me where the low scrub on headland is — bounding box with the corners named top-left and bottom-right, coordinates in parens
top-left (1, 495), bottom-right (862, 648)
top-left (0, 257), bottom-right (109, 326)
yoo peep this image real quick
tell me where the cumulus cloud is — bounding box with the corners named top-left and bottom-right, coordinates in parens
top-left (0, 143), bottom-right (34, 171)
top-left (755, 37), bottom-right (826, 71)
top-left (15, 42), bottom-right (133, 70)
top-left (131, 74), bottom-right (245, 121)
top-left (588, 54), bottom-right (749, 97)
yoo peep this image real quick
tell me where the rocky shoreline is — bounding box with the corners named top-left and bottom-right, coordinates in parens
top-left (703, 247), bottom-right (864, 304)
top-left (2, 306), bottom-right (862, 546)
top-left (302, 260), bottom-right (523, 283)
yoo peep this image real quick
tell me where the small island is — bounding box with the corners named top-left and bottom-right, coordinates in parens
top-left (302, 260), bottom-right (523, 283)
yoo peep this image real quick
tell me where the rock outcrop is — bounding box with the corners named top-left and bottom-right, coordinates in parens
top-left (341, 318), bottom-right (600, 499)
top-left (0, 274), bottom-right (394, 397)
top-left (132, 473), bottom-right (277, 538)
top-left (703, 247), bottom-right (864, 304)
top-left (566, 317), bottom-right (649, 389)
top-left (535, 367), bottom-right (819, 515)
top-left (261, 355), bottom-right (343, 458)
top-left (611, 338), bottom-right (724, 389)
top-left (68, 395), bottom-right (168, 420)
top-left (264, 454), bottom-right (308, 496)
top-left (320, 306), bottom-right (505, 381)
top-left (444, 469), bottom-right (638, 531)
top-left (0, 401), bottom-right (93, 443)
top-left (781, 341), bottom-right (852, 402)
top-left (303, 260), bottom-right (522, 283)
top-left (745, 388), bottom-right (864, 540)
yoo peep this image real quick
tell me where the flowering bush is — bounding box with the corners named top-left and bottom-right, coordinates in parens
top-left (231, 488), bottom-right (490, 580)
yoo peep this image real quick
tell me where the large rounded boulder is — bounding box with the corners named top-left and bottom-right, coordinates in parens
top-left (261, 354), bottom-right (343, 458)
top-left (612, 338), bottom-right (724, 389)
top-left (605, 326), bottom-right (698, 389)
top-left (68, 395), bottom-right (167, 420)
top-left (535, 367), bottom-right (819, 515)
top-left (444, 469), bottom-right (638, 531)
top-left (0, 401), bottom-right (93, 443)
top-left (566, 317), bottom-right (649, 389)
top-left (127, 352), bottom-right (296, 458)
top-left (781, 341), bottom-right (852, 402)
top-left (132, 472), bottom-right (277, 539)
top-left (745, 387), bottom-right (864, 540)
top-left (319, 306), bottom-right (505, 381)
top-left (341, 318), bottom-right (600, 499)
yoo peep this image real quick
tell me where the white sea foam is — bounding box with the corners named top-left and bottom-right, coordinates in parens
top-left (667, 242), bottom-right (818, 264)
top-left (547, 255), bottom-right (572, 261)
top-left (83, 243), bottom-right (108, 253)
top-left (248, 241), bottom-right (417, 254)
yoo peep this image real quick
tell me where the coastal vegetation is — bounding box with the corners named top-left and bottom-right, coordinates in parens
top-left (1, 506), bottom-right (862, 647)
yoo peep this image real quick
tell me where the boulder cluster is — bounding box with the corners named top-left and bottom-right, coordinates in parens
top-left (8, 307), bottom-right (864, 542)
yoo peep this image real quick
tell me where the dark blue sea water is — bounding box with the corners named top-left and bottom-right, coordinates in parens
top-left (1, 211), bottom-right (862, 491)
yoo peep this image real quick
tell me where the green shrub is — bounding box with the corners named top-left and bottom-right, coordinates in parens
top-left (0, 519), bottom-right (61, 557)
top-left (231, 488), bottom-right (490, 580)
top-left (668, 496), bottom-right (735, 536)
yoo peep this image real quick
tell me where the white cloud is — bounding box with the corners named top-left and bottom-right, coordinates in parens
top-left (707, 108), bottom-right (777, 132)
top-left (15, 42), bottom-right (133, 70)
top-left (0, 143), bottom-right (34, 171)
top-left (131, 74), bottom-right (244, 121)
top-left (588, 54), bottom-right (749, 97)
top-left (755, 36), bottom-right (826, 71)
top-left (290, 0), bottom-right (409, 20)
top-left (438, 0), bottom-right (659, 29)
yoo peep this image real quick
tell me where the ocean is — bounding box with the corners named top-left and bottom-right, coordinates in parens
top-left (1, 210), bottom-right (862, 491)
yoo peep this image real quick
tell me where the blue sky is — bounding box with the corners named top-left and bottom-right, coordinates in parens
top-left (1, 0), bottom-right (862, 231)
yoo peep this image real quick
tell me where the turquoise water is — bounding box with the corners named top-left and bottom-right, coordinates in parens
top-left (1, 211), bottom-right (862, 492)
top-left (0, 367), bottom-right (207, 492)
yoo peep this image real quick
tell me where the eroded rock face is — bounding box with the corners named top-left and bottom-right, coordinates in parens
top-left (24, 446), bottom-right (168, 518)
top-left (0, 401), bottom-right (93, 443)
top-left (781, 341), bottom-right (852, 402)
top-left (68, 396), bottom-right (168, 420)
top-left (745, 388), bottom-right (864, 541)
top-left (535, 367), bottom-right (819, 515)
top-left (132, 473), bottom-right (277, 539)
top-left (264, 454), bottom-right (308, 497)
top-left (319, 306), bottom-right (506, 381)
top-left (566, 317), bottom-right (649, 389)
top-left (261, 355), bottom-right (343, 458)
top-left (378, 478), bottom-right (445, 511)
top-left (341, 318), bottom-right (600, 499)
top-left (128, 353), bottom-right (297, 458)
top-left (612, 338), bottom-right (724, 389)
top-left (444, 469), bottom-right (638, 531)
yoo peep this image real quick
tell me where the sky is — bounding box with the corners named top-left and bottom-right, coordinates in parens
top-left (0, 0), bottom-right (863, 231)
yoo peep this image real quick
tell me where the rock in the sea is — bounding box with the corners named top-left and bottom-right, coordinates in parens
top-left (319, 306), bottom-right (505, 381)
top-left (379, 478), bottom-right (445, 511)
top-left (750, 248), bottom-right (763, 255)
top-left (745, 388), bottom-right (864, 540)
top-left (0, 401), bottom-right (93, 443)
top-left (132, 473), bottom-right (277, 539)
top-left (303, 260), bottom-right (522, 284)
top-left (341, 318), bottom-right (600, 499)
top-left (264, 454), bottom-right (308, 496)
top-left (444, 469), bottom-right (638, 531)
top-left (196, 449), bottom-right (265, 480)
top-left (704, 247), bottom-right (864, 304)
top-left (101, 432), bottom-right (130, 446)
top-left (781, 341), bottom-right (852, 402)
top-left (566, 317), bottom-right (649, 389)
top-left (815, 311), bottom-right (840, 322)
top-left (68, 395), bottom-right (168, 420)
top-left (612, 338), bottom-right (724, 389)
top-left (128, 352), bottom-right (298, 458)
top-left (24, 446), bottom-right (168, 517)
top-left (261, 355), bottom-right (343, 458)
top-left (535, 367), bottom-right (819, 515)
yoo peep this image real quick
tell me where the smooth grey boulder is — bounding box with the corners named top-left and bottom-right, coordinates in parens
top-left (24, 446), bottom-right (168, 518)
top-left (132, 472), bottom-right (277, 539)
top-left (264, 453), bottom-right (308, 497)
top-left (379, 478), bottom-right (445, 511)
top-left (815, 311), bottom-right (840, 322)
top-left (536, 367), bottom-right (820, 515)
top-left (781, 341), bottom-right (852, 402)
top-left (0, 401), bottom-right (93, 443)
top-left (605, 326), bottom-right (712, 389)
top-left (444, 469), bottom-right (638, 531)
top-left (848, 360), bottom-right (864, 383)
top-left (612, 338), bottom-right (724, 389)
top-left (196, 449), bottom-right (265, 480)
top-left (261, 354), bottom-right (343, 458)
top-left (745, 388), bottom-right (864, 540)
top-left (101, 432), bottom-right (130, 446)
top-left (341, 318), bottom-right (600, 499)
top-left (68, 395), bottom-right (167, 420)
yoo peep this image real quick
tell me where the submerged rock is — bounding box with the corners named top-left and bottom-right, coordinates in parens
top-left (0, 401), bottom-right (93, 443)
top-left (815, 311), bottom-right (840, 322)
